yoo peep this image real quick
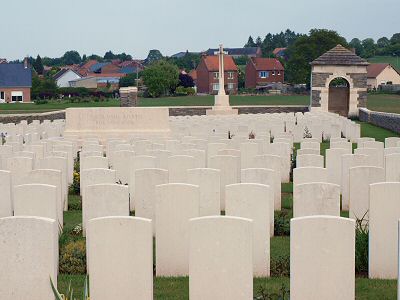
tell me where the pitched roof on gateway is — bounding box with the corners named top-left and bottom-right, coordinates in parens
top-left (250, 57), bottom-right (284, 71)
top-left (311, 44), bottom-right (369, 66)
top-left (202, 55), bottom-right (238, 72)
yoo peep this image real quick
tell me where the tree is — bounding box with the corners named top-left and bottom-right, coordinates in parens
top-left (285, 29), bottom-right (348, 84)
top-left (119, 73), bottom-right (138, 87)
top-left (62, 51), bottom-right (81, 65)
top-left (82, 54), bottom-right (87, 62)
top-left (377, 37), bottom-right (390, 48)
top-left (33, 55), bottom-right (44, 75)
top-left (390, 33), bottom-right (400, 45)
top-left (104, 50), bottom-right (115, 60)
top-left (255, 36), bottom-right (262, 47)
top-left (349, 38), bottom-right (364, 56)
top-left (168, 51), bottom-right (201, 71)
top-left (361, 38), bottom-right (377, 58)
top-left (145, 49), bottom-right (163, 65)
top-left (244, 36), bottom-right (256, 48)
top-left (142, 60), bottom-right (179, 97)
top-left (178, 73), bottom-right (194, 88)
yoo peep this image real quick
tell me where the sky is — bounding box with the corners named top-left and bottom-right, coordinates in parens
top-left (1, 0), bottom-right (399, 60)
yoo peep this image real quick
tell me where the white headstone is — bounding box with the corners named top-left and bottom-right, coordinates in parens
top-left (87, 216), bottom-right (153, 300)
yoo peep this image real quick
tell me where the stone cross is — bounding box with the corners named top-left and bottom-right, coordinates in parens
top-left (214, 44), bottom-right (228, 96)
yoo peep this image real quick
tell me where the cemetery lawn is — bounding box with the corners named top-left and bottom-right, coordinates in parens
top-left (0, 95), bottom-right (310, 114)
top-left (57, 121), bottom-right (399, 298)
top-left (366, 93), bottom-right (400, 114)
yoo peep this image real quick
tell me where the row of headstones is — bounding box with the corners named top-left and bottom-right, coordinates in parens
top-left (0, 214), bottom-right (368, 299)
top-left (170, 111), bottom-right (360, 143)
top-left (1, 119), bottom-right (65, 141)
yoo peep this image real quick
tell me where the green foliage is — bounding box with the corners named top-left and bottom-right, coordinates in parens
top-left (119, 72), bottom-right (139, 87)
top-left (63, 51), bottom-right (82, 65)
top-left (254, 283), bottom-right (290, 300)
top-left (33, 55), bottom-right (44, 75)
top-left (175, 86), bottom-right (196, 96)
top-left (274, 211), bottom-right (291, 236)
top-left (59, 240), bottom-right (86, 274)
top-left (32, 75), bottom-right (58, 99)
top-left (355, 213), bottom-right (369, 275)
top-left (51, 276), bottom-right (89, 300)
top-left (271, 255), bottom-right (290, 277)
top-left (168, 52), bottom-right (201, 71)
top-left (285, 29), bottom-right (348, 84)
top-left (145, 49), bottom-right (163, 65)
top-left (143, 60), bottom-right (179, 97)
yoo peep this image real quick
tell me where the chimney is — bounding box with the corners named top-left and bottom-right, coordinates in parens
top-left (23, 57), bottom-right (29, 69)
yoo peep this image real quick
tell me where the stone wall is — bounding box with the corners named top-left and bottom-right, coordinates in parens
top-left (0, 106), bottom-right (310, 123)
top-left (311, 73), bottom-right (333, 88)
top-left (0, 110), bottom-right (65, 124)
top-left (359, 108), bottom-right (400, 133)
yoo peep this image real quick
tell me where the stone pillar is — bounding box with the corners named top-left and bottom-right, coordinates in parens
top-left (119, 87), bottom-right (138, 107)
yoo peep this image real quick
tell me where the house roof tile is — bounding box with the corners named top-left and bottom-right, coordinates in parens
top-left (250, 57), bottom-right (284, 71)
top-left (0, 63), bottom-right (32, 88)
top-left (367, 63), bottom-right (390, 78)
top-left (202, 55), bottom-right (238, 72)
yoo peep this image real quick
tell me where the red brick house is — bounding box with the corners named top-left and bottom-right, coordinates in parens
top-left (0, 59), bottom-right (32, 103)
top-left (245, 57), bottom-right (284, 89)
top-left (196, 55), bottom-right (238, 95)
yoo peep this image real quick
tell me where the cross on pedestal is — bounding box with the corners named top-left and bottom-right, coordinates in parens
top-left (214, 44), bottom-right (228, 96)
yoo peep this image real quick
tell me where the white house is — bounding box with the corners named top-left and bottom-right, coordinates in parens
top-left (54, 69), bottom-right (82, 88)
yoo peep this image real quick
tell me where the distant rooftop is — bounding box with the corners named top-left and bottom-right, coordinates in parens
top-left (0, 63), bottom-right (32, 88)
top-left (205, 47), bottom-right (260, 56)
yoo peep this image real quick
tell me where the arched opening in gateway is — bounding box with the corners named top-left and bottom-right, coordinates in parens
top-left (328, 77), bottom-right (350, 117)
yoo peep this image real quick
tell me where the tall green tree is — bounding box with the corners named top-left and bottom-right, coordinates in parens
top-left (244, 36), bottom-right (256, 47)
top-left (142, 60), bottom-right (179, 97)
top-left (62, 51), bottom-right (81, 65)
top-left (285, 29), bottom-right (348, 85)
top-left (34, 55), bottom-right (44, 75)
top-left (361, 38), bottom-right (377, 58)
top-left (390, 33), bottom-right (400, 44)
top-left (145, 50), bottom-right (163, 65)
top-left (349, 38), bottom-right (364, 56)
top-left (377, 37), bottom-right (390, 48)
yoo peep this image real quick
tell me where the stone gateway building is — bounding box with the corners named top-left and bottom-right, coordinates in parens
top-left (310, 45), bottom-right (369, 117)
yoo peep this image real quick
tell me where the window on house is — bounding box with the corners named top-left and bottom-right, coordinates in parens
top-left (227, 72), bottom-right (234, 79)
top-left (0, 91), bottom-right (4, 101)
top-left (272, 71), bottom-right (276, 76)
top-left (259, 71), bottom-right (269, 78)
top-left (213, 83), bottom-right (219, 91)
top-left (11, 91), bottom-right (23, 102)
top-left (214, 72), bottom-right (219, 79)
top-left (278, 71), bottom-right (281, 75)
top-left (227, 83), bottom-right (234, 90)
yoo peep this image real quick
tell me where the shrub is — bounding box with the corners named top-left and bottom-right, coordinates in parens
top-left (274, 211), bottom-right (291, 236)
top-left (175, 86), bottom-right (196, 96)
top-left (59, 240), bottom-right (86, 274)
top-left (255, 282), bottom-right (290, 299)
top-left (355, 213), bottom-right (369, 275)
top-left (271, 255), bottom-right (290, 277)
top-left (68, 171), bottom-right (80, 195)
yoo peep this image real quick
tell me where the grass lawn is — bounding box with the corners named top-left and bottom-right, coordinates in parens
top-left (1, 92), bottom-right (400, 114)
top-left (0, 95), bottom-right (310, 114)
top-left (368, 55), bottom-right (400, 72)
top-left (56, 121), bottom-right (398, 298)
top-left (367, 93), bottom-right (400, 114)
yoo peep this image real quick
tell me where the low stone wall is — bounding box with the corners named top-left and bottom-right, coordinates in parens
top-left (0, 110), bottom-right (65, 124)
top-left (0, 105), bottom-right (310, 123)
top-left (359, 108), bottom-right (400, 133)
